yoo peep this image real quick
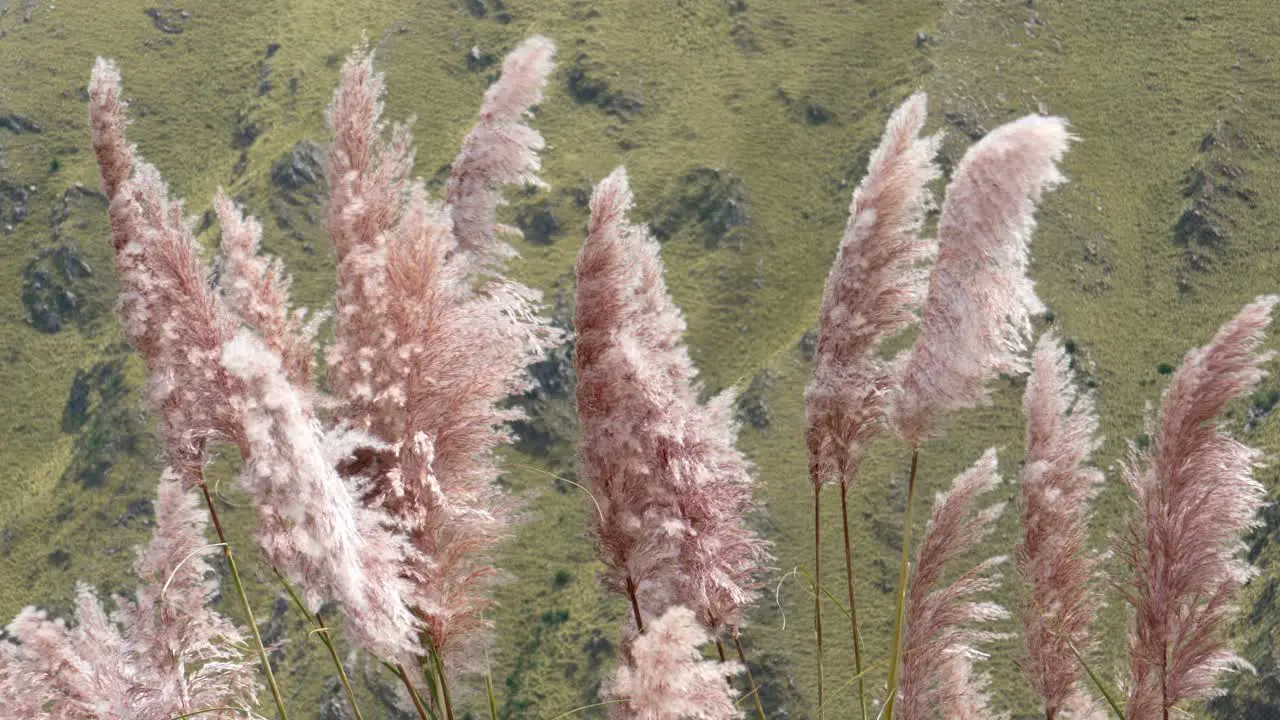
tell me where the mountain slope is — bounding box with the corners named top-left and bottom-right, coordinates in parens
top-left (2, 1), bottom-right (1279, 717)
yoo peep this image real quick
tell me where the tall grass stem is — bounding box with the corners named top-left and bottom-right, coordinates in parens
top-left (882, 447), bottom-right (920, 720)
top-left (839, 480), bottom-right (869, 720)
top-left (395, 663), bottom-right (434, 720)
top-left (813, 485), bottom-right (825, 719)
top-left (316, 612), bottom-right (364, 720)
top-left (486, 669), bottom-right (500, 720)
top-left (625, 575), bottom-right (645, 633)
top-left (431, 645), bottom-right (457, 720)
top-left (197, 479), bottom-right (289, 720)
top-left (271, 567), bottom-right (365, 720)
top-left (735, 632), bottom-right (768, 720)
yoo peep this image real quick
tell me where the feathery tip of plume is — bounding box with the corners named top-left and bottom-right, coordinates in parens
top-left (893, 111), bottom-right (1074, 446)
top-left (482, 35), bottom-right (557, 122)
top-left (89, 56), bottom-right (123, 94)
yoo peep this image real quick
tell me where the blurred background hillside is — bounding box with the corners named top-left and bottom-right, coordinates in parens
top-left (2, 1), bottom-right (1280, 717)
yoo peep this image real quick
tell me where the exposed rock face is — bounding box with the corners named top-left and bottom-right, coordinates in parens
top-left (509, 284), bottom-right (578, 469)
top-left (22, 185), bottom-right (112, 334)
top-left (22, 245), bottom-right (95, 333)
top-left (0, 115), bottom-right (41, 134)
top-left (567, 52), bottom-right (645, 119)
top-left (513, 196), bottom-right (561, 245)
top-left (736, 368), bottom-right (777, 431)
top-left (59, 357), bottom-right (145, 489)
top-left (271, 140), bottom-right (326, 191)
top-left (1, 180), bottom-right (31, 227)
top-left (144, 7), bottom-right (190, 34)
top-left (651, 167), bottom-right (751, 249)
top-left (266, 141), bottom-right (328, 250)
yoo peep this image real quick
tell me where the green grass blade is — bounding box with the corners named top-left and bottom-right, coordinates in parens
top-left (485, 667), bottom-right (500, 720)
top-left (546, 699), bottom-right (629, 720)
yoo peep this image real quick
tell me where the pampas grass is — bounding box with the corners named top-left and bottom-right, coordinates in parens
top-left (3, 42), bottom-right (1275, 720)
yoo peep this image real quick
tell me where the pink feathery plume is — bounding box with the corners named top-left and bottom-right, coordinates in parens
top-left (0, 648), bottom-right (49, 720)
top-left (605, 606), bottom-right (743, 720)
top-left (375, 186), bottom-right (557, 655)
top-left (1018, 333), bottom-right (1103, 718)
top-left (575, 168), bottom-right (770, 632)
top-left (893, 114), bottom-right (1072, 447)
top-left (221, 330), bottom-right (420, 660)
top-left (600, 168), bottom-right (767, 631)
top-left (91, 57), bottom-right (419, 663)
top-left (325, 42), bottom-right (415, 426)
top-left (1123, 296), bottom-right (1277, 720)
top-left (0, 588), bottom-right (135, 720)
top-left (325, 42), bottom-right (414, 267)
top-left (323, 44), bottom-right (561, 659)
top-left (576, 167), bottom-right (686, 614)
top-left (0, 472), bottom-right (257, 720)
top-left (116, 470), bottom-right (260, 718)
top-left (672, 389), bottom-right (773, 634)
top-left (805, 91), bottom-right (940, 488)
top-left (938, 653), bottom-right (1009, 720)
top-left (897, 448), bottom-right (1009, 720)
top-left (349, 183), bottom-right (465, 446)
top-left (89, 58), bottom-right (243, 483)
top-left (375, 185), bottom-right (555, 481)
top-left (446, 35), bottom-right (555, 269)
top-left (215, 189), bottom-right (321, 387)
top-left (87, 58), bottom-right (133, 204)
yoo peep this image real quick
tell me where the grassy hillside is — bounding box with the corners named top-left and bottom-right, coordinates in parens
top-left (2, 0), bottom-right (1279, 718)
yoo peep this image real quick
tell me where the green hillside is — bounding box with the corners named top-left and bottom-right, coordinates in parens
top-left (2, 0), bottom-right (1280, 717)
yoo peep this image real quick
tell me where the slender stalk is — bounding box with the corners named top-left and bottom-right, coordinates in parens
top-left (432, 646), bottom-right (457, 720)
top-left (272, 567), bottom-right (365, 720)
top-left (882, 447), bottom-right (920, 720)
top-left (1161, 643), bottom-right (1170, 720)
top-left (839, 479), bottom-right (869, 720)
top-left (396, 663), bottom-right (433, 720)
top-left (409, 619), bottom-right (447, 718)
top-left (546, 699), bottom-right (629, 720)
top-left (799, 566), bottom-right (849, 620)
top-left (1073, 641), bottom-right (1125, 720)
top-left (625, 575), bottom-right (645, 633)
top-left (734, 631), bottom-right (768, 720)
top-left (166, 708), bottom-right (251, 720)
top-left (485, 667), bottom-right (500, 720)
top-left (316, 612), bottom-right (365, 720)
top-left (1031, 595), bottom-right (1125, 719)
top-left (197, 479), bottom-right (289, 720)
top-left (813, 484), bottom-right (825, 719)
top-left (418, 654), bottom-right (442, 714)
top-left (813, 651), bottom-right (892, 715)
top-left (715, 636), bottom-right (735, 686)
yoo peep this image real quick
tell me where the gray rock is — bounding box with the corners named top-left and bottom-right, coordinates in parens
top-left (0, 114), bottom-right (41, 134)
top-left (513, 197), bottom-right (561, 245)
top-left (0, 180), bottom-right (31, 225)
top-left (144, 7), bottom-right (190, 34)
top-left (233, 106), bottom-right (264, 149)
top-left (797, 328), bottom-right (818, 361)
top-left (651, 167), bottom-right (750, 249)
top-left (736, 368), bottom-right (778, 430)
top-left (271, 141), bottom-right (326, 190)
top-left (23, 245), bottom-right (93, 334)
top-left (943, 110), bottom-right (988, 141)
top-left (567, 52), bottom-right (645, 119)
